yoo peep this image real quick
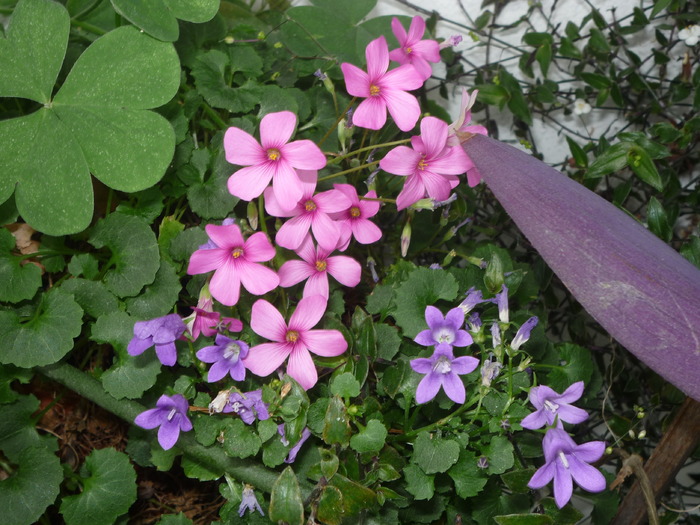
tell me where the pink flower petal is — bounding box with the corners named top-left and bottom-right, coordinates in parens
top-left (429, 146), bottom-right (473, 175)
top-left (366, 36), bottom-right (389, 80)
top-left (303, 329), bottom-right (347, 356)
top-left (352, 219), bottom-right (382, 245)
top-left (282, 140), bottom-right (327, 170)
top-left (411, 39), bottom-right (441, 63)
top-left (388, 47), bottom-right (407, 65)
top-left (352, 96), bottom-right (387, 130)
top-left (244, 342), bottom-right (291, 377)
top-left (210, 261), bottom-right (242, 306)
top-left (381, 63), bottom-right (424, 91)
top-left (380, 146), bottom-right (421, 176)
top-left (407, 15), bottom-right (426, 44)
top-left (421, 170), bottom-right (453, 201)
top-left (391, 17), bottom-right (408, 46)
top-left (264, 186), bottom-right (299, 218)
top-left (396, 173), bottom-right (425, 210)
top-left (327, 255), bottom-right (361, 287)
top-left (238, 261), bottom-right (279, 296)
top-left (382, 88), bottom-right (421, 132)
top-left (272, 160), bottom-right (304, 210)
top-left (206, 223), bottom-right (243, 249)
top-left (310, 211), bottom-right (341, 251)
top-left (224, 127), bottom-right (266, 166)
top-left (289, 295), bottom-right (327, 331)
top-left (276, 213), bottom-right (313, 250)
top-left (187, 248), bottom-right (229, 275)
top-left (250, 299), bottom-right (287, 342)
top-left (419, 117), bottom-right (449, 159)
top-left (279, 260), bottom-right (315, 287)
top-left (340, 63), bottom-right (370, 97)
top-left (287, 347), bottom-right (317, 390)
top-left (303, 272), bottom-right (329, 299)
top-left (314, 189), bottom-right (352, 213)
top-left (260, 110), bottom-right (297, 149)
top-left (227, 163), bottom-right (275, 201)
top-left (243, 232), bottom-right (276, 262)
top-left (295, 234), bottom-right (316, 264)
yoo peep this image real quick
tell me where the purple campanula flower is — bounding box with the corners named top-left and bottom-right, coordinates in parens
top-left (467, 312), bottom-right (482, 331)
top-left (492, 284), bottom-right (509, 323)
top-left (128, 314), bottom-right (186, 366)
top-left (511, 316), bottom-right (538, 350)
top-left (491, 322), bottom-right (501, 347)
top-left (223, 390), bottom-right (269, 424)
top-left (410, 345), bottom-right (479, 404)
top-left (196, 334), bottom-right (249, 382)
top-left (238, 484), bottom-right (264, 517)
top-left (480, 355), bottom-right (503, 387)
top-left (458, 287), bottom-right (489, 314)
top-left (277, 425), bottom-right (313, 463)
top-left (414, 306), bottom-right (473, 351)
top-left (477, 456), bottom-right (489, 469)
top-left (134, 394), bottom-right (192, 450)
top-left (528, 427), bottom-right (606, 508)
top-left (521, 381), bottom-right (588, 430)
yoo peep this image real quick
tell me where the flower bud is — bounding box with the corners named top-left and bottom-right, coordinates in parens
top-left (400, 221), bottom-right (411, 258)
top-left (247, 200), bottom-right (258, 231)
top-left (638, 430), bottom-right (646, 439)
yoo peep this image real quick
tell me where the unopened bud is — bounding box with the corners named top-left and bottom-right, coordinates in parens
top-left (442, 249), bottom-right (456, 266)
top-left (209, 389), bottom-right (232, 414)
top-left (366, 257), bottom-right (379, 283)
top-left (605, 446), bottom-right (613, 455)
top-left (628, 430), bottom-right (636, 439)
top-left (247, 200), bottom-right (258, 230)
top-left (411, 198), bottom-right (434, 210)
top-left (224, 35), bottom-right (235, 44)
top-left (638, 430), bottom-right (646, 439)
top-left (280, 382), bottom-right (292, 399)
top-left (400, 221), bottom-right (411, 258)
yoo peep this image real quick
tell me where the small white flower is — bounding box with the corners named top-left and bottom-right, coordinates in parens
top-left (573, 98), bottom-right (592, 115)
top-left (679, 25), bottom-right (700, 47)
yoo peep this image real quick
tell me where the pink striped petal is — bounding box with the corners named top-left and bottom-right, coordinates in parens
top-left (380, 146), bottom-right (420, 176)
top-left (276, 214), bottom-right (313, 250)
top-left (244, 342), bottom-right (290, 377)
top-left (303, 272), bottom-right (329, 299)
top-left (250, 299), bottom-right (287, 342)
top-left (352, 219), bottom-right (382, 244)
top-left (227, 163), bottom-right (275, 201)
top-left (287, 347), bottom-right (317, 390)
top-left (260, 111), bottom-right (296, 149)
top-left (272, 160), bottom-right (304, 210)
top-left (243, 232), bottom-right (276, 262)
top-left (391, 17), bottom-right (408, 46)
top-left (264, 186), bottom-right (299, 218)
top-left (327, 255), bottom-right (361, 287)
top-left (396, 174), bottom-right (425, 210)
top-left (279, 259), bottom-right (315, 287)
top-left (303, 329), bottom-right (347, 356)
top-left (224, 127), bottom-right (266, 166)
top-left (289, 295), bottom-right (327, 331)
top-left (295, 234), bottom-right (316, 264)
top-left (352, 96), bottom-right (387, 130)
top-left (381, 63), bottom-right (424, 91)
top-left (419, 117), bottom-right (449, 159)
top-left (206, 223), bottom-right (243, 249)
top-left (407, 16), bottom-right (426, 44)
top-left (366, 36), bottom-right (389, 80)
top-left (282, 140), bottom-right (327, 170)
top-left (340, 63), bottom-right (370, 97)
top-left (314, 189), bottom-right (352, 213)
top-left (210, 261), bottom-right (241, 306)
top-left (412, 39), bottom-right (441, 62)
top-left (421, 170), bottom-right (453, 201)
top-left (238, 261), bottom-right (279, 296)
top-left (310, 212), bottom-right (340, 251)
top-left (187, 248), bottom-right (228, 275)
top-left (382, 88), bottom-right (421, 131)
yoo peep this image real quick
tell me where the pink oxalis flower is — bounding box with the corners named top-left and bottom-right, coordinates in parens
top-left (447, 88), bottom-right (488, 186)
top-left (330, 183), bottom-right (382, 251)
top-left (183, 285), bottom-right (242, 340)
top-left (224, 111), bottom-right (327, 209)
top-left (243, 295), bottom-right (347, 390)
top-left (389, 16), bottom-right (441, 81)
top-left (341, 36), bottom-right (424, 131)
top-left (380, 116), bottom-right (473, 210)
top-left (264, 173), bottom-right (350, 251)
top-left (187, 223), bottom-right (279, 306)
top-left (278, 235), bottom-right (362, 298)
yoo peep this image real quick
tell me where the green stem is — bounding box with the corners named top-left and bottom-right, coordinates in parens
top-left (317, 160), bottom-right (380, 182)
top-left (202, 103), bottom-right (229, 129)
top-left (69, 18), bottom-right (107, 36)
top-left (393, 394), bottom-right (479, 442)
top-left (327, 138), bottom-right (411, 165)
top-left (318, 97), bottom-right (356, 147)
top-left (38, 362), bottom-right (312, 496)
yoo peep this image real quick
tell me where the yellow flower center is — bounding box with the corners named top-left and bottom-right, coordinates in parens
top-left (232, 248), bottom-right (244, 258)
top-left (304, 200), bottom-right (317, 212)
top-left (349, 206), bottom-right (361, 218)
top-left (369, 84), bottom-right (380, 96)
top-left (417, 157), bottom-right (428, 171)
top-left (315, 260), bottom-right (327, 272)
top-left (267, 148), bottom-right (281, 161)
top-left (285, 330), bottom-right (299, 343)
top-left (405, 46), bottom-right (413, 54)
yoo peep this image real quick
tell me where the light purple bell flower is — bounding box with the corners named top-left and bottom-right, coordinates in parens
top-left (128, 314), bottom-right (186, 366)
top-left (223, 390), bottom-right (269, 424)
top-left (521, 381), bottom-right (589, 429)
top-left (410, 345), bottom-right (479, 404)
top-left (238, 484), bottom-right (264, 517)
top-left (277, 425), bottom-right (312, 463)
top-left (134, 394), bottom-right (192, 450)
top-left (511, 316), bottom-right (538, 350)
top-left (528, 427), bottom-right (606, 508)
top-left (414, 306), bottom-right (473, 351)
top-left (196, 334), bottom-right (249, 382)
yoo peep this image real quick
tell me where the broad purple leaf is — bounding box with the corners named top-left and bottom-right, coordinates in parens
top-left (462, 134), bottom-right (700, 401)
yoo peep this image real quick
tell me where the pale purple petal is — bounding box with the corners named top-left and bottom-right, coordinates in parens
top-left (414, 329), bottom-right (435, 347)
top-left (158, 420), bottom-right (181, 450)
top-left (208, 360), bottom-right (231, 382)
top-left (553, 462), bottom-right (574, 508)
top-left (572, 441), bottom-right (606, 463)
top-left (134, 408), bottom-right (163, 429)
top-left (528, 461), bottom-right (556, 489)
top-left (558, 381), bottom-right (585, 404)
top-left (520, 410), bottom-right (549, 430)
top-left (424, 305), bottom-right (444, 329)
top-left (415, 372), bottom-right (442, 403)
top-left (569, 455), bottom-right (607, 493)
top-left (450, 355), bottom-right (479, 375)
top-left (155, 342), bottom-right (177, 366)
top-left (128, 336), bottom-right (153, 356)
top-left (557, 405), bottom-right (589, 425)
top-left (410, 357), bottom-right (433, 374)
top-left (441, 372), bottom-right (466, 403)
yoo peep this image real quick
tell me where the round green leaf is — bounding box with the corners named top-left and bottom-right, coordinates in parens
top-left (413, 431), bottom-right (460, 475)
top-left (0, 290), bottom-right (83, 367)
top-left (110, 0), bottom-right (179, 41)
top-left (60, 448), bottom-right (137, 525)
top-left (88, 213), bottom-right (160, 298)
top-left (0, 228), bottom-right (41, 303)
top-left (125, 260), bottom-right (181, 318)
top-left (0, 0), bottom-right (69, 103)
top-left (164, 0), bottom-right (220, 23)
top-left (0, 444), bottom-right (63, 525)
top-left (349, 419), bottom-right (387, 454)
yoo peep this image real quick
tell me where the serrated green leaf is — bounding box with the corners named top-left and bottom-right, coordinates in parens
top-left (181, 454), bottom-right (223, 481)
top-left (67, 253), bottom-right (100, 279)
top-left (330, 372), bottom-right (360, 398)
top-left (0, 228), bottom-right (42, 303)
top-left (222, 418), bottom-right (262, 459)
top-left (125, 260), bottom-right (181, 318)
top-left (0, 290), bottom-right (82, 367)
top-left (0, 0), bottom-right (69, 103)
top-left (487, 435), bottom-right (515, 475)
top-left (545, 343), bottom-right (594, 392)
top-left (0, 395), bottom-right (49, 456)
top-left (349, 419), bottom-right (387, 453)
top-left (413, 431), bottom-right (460, 474)
top-left (0, 445), bottom-right (63, 525)
top-left (60, 278), bottom-right (119, 318)
top-left (269, 467), bottom-right (304, 525)
top-left (403, 463), bottom-right (434, 500)
top-left (94, 311), bottom-right (162, 399)
top-left (448, 449), bottom-right (488, 498)
top-left (89, 213), bottom-right (160, 297)
top-left (60, 448), bottom-right (137, 525)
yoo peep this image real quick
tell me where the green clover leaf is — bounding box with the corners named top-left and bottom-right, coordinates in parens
top-left (0, 0), bottom-right (180, 235)
top-left (111, 0), bottom-right (220, 42)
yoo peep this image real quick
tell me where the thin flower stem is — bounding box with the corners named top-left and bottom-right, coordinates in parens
top-left (393, 393), bottom-right (480, 441)
top-left (327, 138), bottom-right (411, 165)
top-left (317, 160), bottom-right (380, 182)
top-left (202, 103), bottom-right (228, 129)
top-left (318, 97), bottom-right (356, 147)
top-left (359, 196), bottom-right (396, 204)
top-left (257, 194), bottom-right (268, 236)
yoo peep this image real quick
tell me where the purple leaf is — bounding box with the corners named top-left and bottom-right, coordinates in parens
top-left (462, 134), bottom-right (700, 400)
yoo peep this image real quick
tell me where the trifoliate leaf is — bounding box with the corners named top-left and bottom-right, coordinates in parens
top-left (0, 0), bottom-right (180, 235)
top-left (0, 444), bottom-right (63, 525)
top-left (60, 278), bottom-right (119, 319)
top-left (413, 431), bottom-right (460, 474)
top-left (94, 311), bottom-right (161, 399)
top-left (89, 213), bottom-right (160, 298)
top-left (0, 290), bottom-right (82, 367)
top-left (125, 260), bottom-right (181, 318)
top-left (269, 467), bottom-right (304, 525)
top-left (60, 448), bottom-right (137, 525)
top-left (0, 227), bottom-right (41, 303)
top-left (349, 419), bottom-right (387, 454)
top-left (393, 268), bottom-right (459, 338)
top-left (110, 0), bottom-right (219, 42)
